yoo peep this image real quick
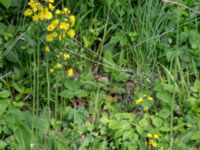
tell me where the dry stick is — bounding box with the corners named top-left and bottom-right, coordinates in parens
top-left (162, 0), bottom-right (200, 14)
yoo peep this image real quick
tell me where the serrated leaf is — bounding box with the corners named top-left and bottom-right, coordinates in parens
top-left (59, 90), bottom-right (74, 99)
top-left (158, 108), bottom-right (171, 119)
top-left (156, 92), bottom-right (174, 107)
top-left (74, 89), bottom-right (88, 98)
top-left (108, 120), bottom-right (120, 129)
top-left (163, 83), bottom-right (179, 93)
top-left (151, 116), bottom-right (163, 128)
top-left (64, 79), bottom-right (79, 90)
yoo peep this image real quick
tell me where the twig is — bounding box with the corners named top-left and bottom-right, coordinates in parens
top-left (162, 0), bottom-right (200, 14)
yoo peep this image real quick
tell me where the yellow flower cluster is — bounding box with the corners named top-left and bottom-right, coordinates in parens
top-left (135, 94), bottom-right (154, 112)
top-left (24, 0), bottom-right (53, 21)
top-left (45, 12), bottom-right (76, 42)
top-left (24, 0), bottom-right (76, 77)
top-left (56, 52), bottom-right (70, 61)
top-left (50, 66), bottom-right (74, 77)
top-left (147, 133), bottom-right (159, 148)
top-left (24, 0), bottom-right (76, 42)
top-left (49, 51), bottom-right (73, 76)
top-left (135, 98), bottom-right (143, 105)
top-left (45, 46), bottom-right (50, 53)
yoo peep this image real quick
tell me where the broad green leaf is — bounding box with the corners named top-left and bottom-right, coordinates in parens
top-left (163, 83), bottom-right (179, 93)
top-left (80, 68), bottom-right (93, 81)
top-left (64, 79), bottom-right (79, 90)
top-left (114, 113), bottom-right (135, 122)
top-left (23, 33), bottom-right (36, 47)
top-left (5, 50), bottom-right (20, 64)
top-left (108, 120), bottom-right (120, 129)
top-left (191, 43), bottom-right (197, 49)
top-left (191, 131), bottom-right (200, 140)
top-left (74, 89), bottom-right (88, 98)
top-left (59, 90), bottom-right (74, 99)
top-left (119, 120), bottom-right (132, 131)
top-left (0, 99), bottom-right (10, 115)
top-left (136, 114), bottom-right (149, 134)
top-left (13, 83), bottom-right (25, 93)
top-left (105, 0), bottom-right (114, 7)
top-left (0, 23), bottom-right (7, 36)
top-left (0, 140), bottom-right (7, 149)
top-left (110, 35), bottom-right (121, 44)
top-left (112, 71), bottom-right (130, 82)
top-left (114, 130), bottom-right (124, 139)
top-left (119, 50), bottom-right (125, 66)
top-left (156, 92), bottom-right (174, 107)
top-left (122, 131), bottom-right (135, 140)
top-left (100, 114), bottom-right (110, 124)
top-left (0, 90), bottom-right (11, 98)
top-left (14, 124), bottom-right (31, 150)
top-left (158, 108), bottom-right (171, 119)
top-left (0, 0), bottom-right (12, 9)
top-left (151, 116), bottom-right (163, 128)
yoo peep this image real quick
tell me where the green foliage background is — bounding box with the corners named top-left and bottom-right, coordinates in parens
top-left (0, 0), bottom-right (200, 149)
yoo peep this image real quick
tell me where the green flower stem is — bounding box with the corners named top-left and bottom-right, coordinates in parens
top-left (46, 53), bottom-right (51, 120)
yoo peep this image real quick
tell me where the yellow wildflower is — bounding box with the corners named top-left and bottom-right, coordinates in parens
top-left (135, 98), bottom-right (143, 105)
top-left (28, 0), bottom-right (34, 7)
top-left (52, 19), bottom-right (59, 24)
top-left (51, 32), bottom-right (58, 37)
top-left (147, 96), bottom-right (153, 102)
top-left (147, 133), bottom-right (153, 138)
top-left (69, 15), bottom-right (75, 26)
top-left (63, 54), bottom-right (70, 60)
top-left (24, 9), bottom-right (33, 16)
top-left (68, 29), bottom-right (75, 38)
top-left (67, 68), bottom-right (73, 77)
top-left (48, 0), bottom-right (54, 3)
top-left (47, 20), bottom-right (59, 31)
top-left (30, 1), bottom-right (42, 13)
top-left (143, 94), bottom-right (147, 97)
top-left (59, 22), bottom-right (69, 30)
top-left (48, 3), bottom-right (55, 11)
top-left (58, 32), bottom-right (65, 41)
top-left (150, 140), bottom-right (157, 148)
top-left (63, 8), bottom-right (70, 14)
top-left (56, 63), bottom-right (62, 69)
top-left (38, 8), bottom-right (52, 20)
top-left (44, 8), bottom-right (52, 20)
top-left (45, 46), bottom-right (50, 53)
top-left (47, 24), bottom-right (55, 31)
top-left (28, 1), bottom-right (37, 12)
top-left (55, 9), bottom-right (61, 15)
top-left (50, 68), bottom-right (55, 73)
top-left (153, 134), bottom-right (159, 139)
top-left (59, 52), bottom-right (64, 56)
top-left (32, 15), bottom-right (39, 22)
top-left (143, 105), bottom-right (149, 111)
top-left (46, 34), bottom-right (54, 42)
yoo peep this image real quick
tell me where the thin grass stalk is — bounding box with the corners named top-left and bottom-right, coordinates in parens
top-left (55, 73), bottom-right (58, 123)
top-left (31, 38), bottom-right (36, 150)
top-left (46, 54), bottom-right (51, 119)
top-left (36, 34), bottom-right (40, 116)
